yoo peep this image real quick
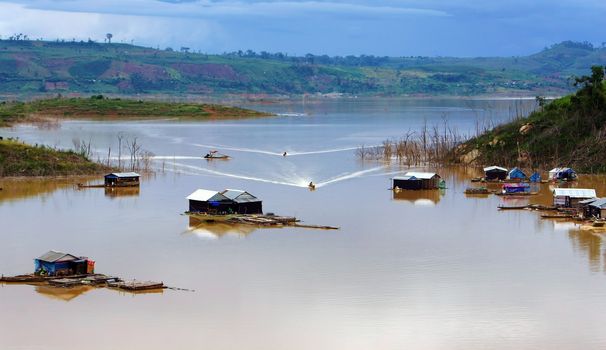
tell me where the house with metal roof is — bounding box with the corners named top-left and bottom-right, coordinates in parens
top-left (393, 172), bottom-right (441, 190)
top-left (187, 189), bottom-right (233, 213)
top-left (34, 250), bottom-right (94, 276)
top-left (483, 166), bottom-right (508, 180)
top-left (104, 172), bottom-right (140, 187)
top-left (220, 189), bottom-right (263, 214)
top-left (553, 188), bottom-right (597, 208)
top-left (584, 198), bottom-right (606, 219)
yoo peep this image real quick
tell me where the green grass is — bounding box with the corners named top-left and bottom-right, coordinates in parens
top-left (0, 139), bottom-right (111, 177)
top-left (0, 96), bottom-right (271, 126)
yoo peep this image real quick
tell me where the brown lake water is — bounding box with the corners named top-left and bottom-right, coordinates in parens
top-left (2, 98), bottom-right (606, 350)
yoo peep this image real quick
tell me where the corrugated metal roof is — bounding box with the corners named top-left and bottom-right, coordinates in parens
top-left (589, 198), bottom-right (606, 209)
top-left (553, 188), bottom-right (596, 198)
top-left (186, 189), bottom-right (229, 202)
top-left (36, 250), bottom-right (79, 263)
top-left (220, 189), bottom-right (260, 203)
top-left (403, 172), bottom-right (440, 180)
top-left (483, 166), bottom-right (507, 172)
top-left (105, 172), bottom-right (140, 178)
top-left (393, 175), bottom-right (417, 180)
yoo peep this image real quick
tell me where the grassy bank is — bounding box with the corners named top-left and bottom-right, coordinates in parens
top-left (454, 66), bottom-right (606, 173)
top-left (0, 139), bottom-right (111, 176)
top-left (0, 95), bottom-right (271, 126)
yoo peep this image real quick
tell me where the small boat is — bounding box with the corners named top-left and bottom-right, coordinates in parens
top-left (541, 214), bottom-right (573, 219)
top-left (203, 150), bottom-right (230, 159)
top-left (592, 221), bottom-right (606, 227)
top-left (108, 280), bottom-right (164, 291)
top-left (498, 205), bottom-right (529, 210)
top-left (465, 187), bottom-right (490, 195)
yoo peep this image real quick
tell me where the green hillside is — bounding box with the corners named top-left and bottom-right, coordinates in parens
top-left (454, 66), bottom-right (606, 173)
top-left (1, 39), bottom-right (604, 97)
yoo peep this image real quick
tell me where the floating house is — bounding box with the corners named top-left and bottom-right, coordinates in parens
top-left (187, 188), bottom-right (264, 214)
top-left (220, 189), bottom-right (263, 214)
top-left (502, 183), bottom-right (530, 194)
top-left (553, 188), bottom-right (597, 208)
top-left (393, 172), bottom-right (441, 190)
top-left (508, 167), bottom-right (527, 181)
top-left (34, 251), bottom-right (95, 276)
top-left (187, 189), bottom-right (234, 213)
top-left (483, 166), bottom-right (508, 181)
top-left (549, 167), bottom-right (578, 181)
top-left (104, 172), bottom-right (140, 187)
top-left (584, 198), bottom-right (606, 219)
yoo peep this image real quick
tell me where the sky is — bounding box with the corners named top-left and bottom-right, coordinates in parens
top-left (0, 0), bottom-right (604, 57)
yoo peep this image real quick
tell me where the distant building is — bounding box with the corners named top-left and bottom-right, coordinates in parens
top-left (549, 167), bottom-right (577, 181)
top-left (393, 172), bottom-right (441, 190)
top-left (34, 250), bottom-right (94, 276)
top-left (220, 189), bottom-right (263, 214)
top-left (483, 166), bottom-right (508, 181)
top-left (104, 172), bottom-right (140, 187)
top-left (508, 167), bottom-right (527, 180)
top-left (553, 188), bottom-right (597, 208)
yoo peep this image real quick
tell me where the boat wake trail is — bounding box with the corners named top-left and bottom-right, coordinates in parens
top-left (191, 143), bottom-right (282, 156)
top-left (166, 162), bottom-right (309, 188)
top-left (191, 143), bottom-right (364, 157)
top-left (165, 162), bottom-right (385, 189)
top-left (314, 166), bottom-right (385, 188)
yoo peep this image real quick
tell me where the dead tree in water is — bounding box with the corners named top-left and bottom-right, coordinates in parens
top-left (126, 137), bottom-right (142, 171)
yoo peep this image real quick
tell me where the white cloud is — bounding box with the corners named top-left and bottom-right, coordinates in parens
top-left (0, 2), bottom-right (222, 49)
top-left (2, 0), bottom-right (450, 19)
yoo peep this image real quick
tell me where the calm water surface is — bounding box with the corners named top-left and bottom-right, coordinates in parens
top-left (2, 98), bottom-right (606, 350)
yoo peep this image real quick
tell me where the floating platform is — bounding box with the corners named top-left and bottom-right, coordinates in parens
top-left (1, 273), bottom-right (167, 293)
top-left (186, 212), bottom-right (339, 230)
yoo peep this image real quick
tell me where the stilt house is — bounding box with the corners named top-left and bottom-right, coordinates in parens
top-left (553, 188), bottom-right (597, 208)
top-left (104, 172), bottom-right (140, 187)
top-left (34, 251), bottom-right (94, 276)
top-left (393, 172), bottom-right (441, 190)
top-left (220, 189), bottom-right (263, 214)
top-left (483, 166), bottom-right (508, 181)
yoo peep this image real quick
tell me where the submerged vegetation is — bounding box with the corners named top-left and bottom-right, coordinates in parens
top-left (356, 121), bottom-right (467, 166)
top-left (454, 65), bottom-right (606, 172)
top-left (0, 138), bottom-right (110, 177)
top-left (0, 95), bottom-right (271, 126)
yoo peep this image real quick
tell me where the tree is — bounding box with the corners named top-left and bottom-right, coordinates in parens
top-left (106, 33), bottom-right (113, 44)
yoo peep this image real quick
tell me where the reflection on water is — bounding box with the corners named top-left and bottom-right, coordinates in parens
top-left (392, 189), bottom-right (443, 206)
top-left (35, 284), bottom-right (94, 302)
top-left (0, 176), bottom-right (94, 203)
top-left (105, 186), bottom-right (141, 198)
top-left (186, 217), bottom-right (258, 239)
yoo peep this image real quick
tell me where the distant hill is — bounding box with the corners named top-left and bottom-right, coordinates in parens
top-left (453, 65), bottom-right (606, 173)
top-left (0, 39), bottom-right (605, 98)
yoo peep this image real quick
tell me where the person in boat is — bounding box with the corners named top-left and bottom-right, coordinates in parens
top-left (308, 181), bottom-right (315, 190)
top-left (283, 151), bottom-right (287, 157)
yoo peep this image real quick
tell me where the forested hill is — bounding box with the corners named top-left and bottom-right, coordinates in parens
top-left (454, 66), bottom-right (606, 173)
top-left (1, 39), bottom-right (605, 97)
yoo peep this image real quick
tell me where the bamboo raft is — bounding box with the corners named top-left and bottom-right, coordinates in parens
top-left (186, 212), bottom-right (339, 230)
top-left (1, 273), bottom-right (168, 292)
top-left (498, 204), bottom-right (557, 211)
